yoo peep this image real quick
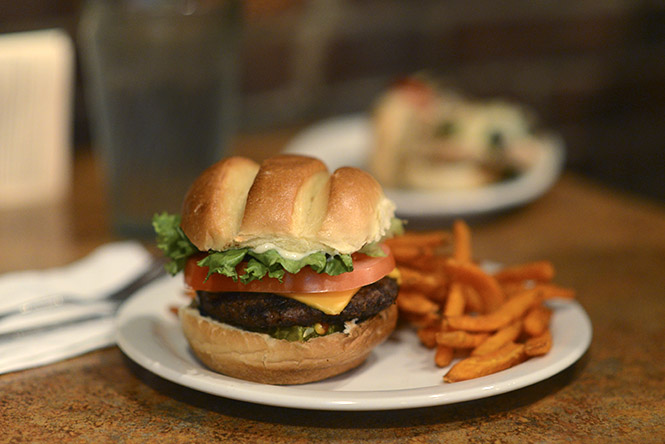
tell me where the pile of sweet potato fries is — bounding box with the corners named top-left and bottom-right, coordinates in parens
top-left (385, 221), bottom-right (576, 383)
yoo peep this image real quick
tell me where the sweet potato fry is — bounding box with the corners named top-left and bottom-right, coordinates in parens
top-left (404, 254), bottom-right (447, 273)
top-left (523, 304), bottom-right (552, 337)
top-left (444, 282), bottom-right (466, 317)
top-left (444, 259), bottom-right (505, 312)
top-left (471, 320), bottom-right (523, 356)
top-left (397, 291), bottom-right (439, 315)
top-left (525, 330), bottom-right (553, 356)
top-left (494, 261), bottom-right (555, 284)
top-left (427, 283), bottom-right (449, 304)
top-left (462, 286), bottom-right (485, 313)
top-left (399, 266), bottom-right (443, 295)
top-left (391, 245), bottom-right (427, 264)
top-left (435, 330), bottom-right (489, 348)
top-left (444, 342), bottom-right (527, 383)
top-left (502, 282), bottom-right (576, 301)
top-left (401, 311), bottom-right (440, 328)
top-left (500, 281), bottom-right (527, 295)
top-left (435, 345), bottom-right (454, 367)
top-left (536, 284), bottom-right (576, 300)
top-left (446, 288), bottom-right (540, 332)
top-left (390, 224), bottom-right (573, 383)
top-left (417, 324), bottom-right (439, 349)
top-left (385, 230), bottom-right (450, 249)
top-left (453, 219), bottom-right (472, 263)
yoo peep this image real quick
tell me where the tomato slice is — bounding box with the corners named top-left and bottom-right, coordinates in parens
top-left (184, 245), bottom-right (396, 294)
top-left (393, 76), bottom-right (435, 109)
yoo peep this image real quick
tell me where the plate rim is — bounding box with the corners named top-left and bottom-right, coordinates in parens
top-left (115, 277), bottom-right (592, 411)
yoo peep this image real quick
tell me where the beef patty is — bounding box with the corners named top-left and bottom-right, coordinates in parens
top-left (197, 276), bottom-right (398, 331)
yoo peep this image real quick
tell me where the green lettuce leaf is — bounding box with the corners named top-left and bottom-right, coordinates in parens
top-left (358, 242), bottom-right (386, 257)
top-left (324, 253), bottom-right (353, 275)
top-left (196, 248), bottom-right (249, 281)
top-left (199, 248), bottom-right (354, 283)
top-left (357, 217), bottom-right (406, 257)
top-left (152, 212), bottom-right (198, 275)
top-left (389, 217), bottom-right (406, 237)
top-left (268, 323), bottom-right (344, 341)
top-left (152, 212), bottom-right (403, 283)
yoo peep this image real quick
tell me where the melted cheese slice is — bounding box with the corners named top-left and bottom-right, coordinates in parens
top-left (279, 288), bottom-right (360, 315)
top-left (387, 267), bottom-right (401, 284)
top-left (276, 269), bottom-right (399, 315)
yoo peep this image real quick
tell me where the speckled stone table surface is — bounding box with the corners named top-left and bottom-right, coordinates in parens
top-left (1, 146), bottom-right (664, 443)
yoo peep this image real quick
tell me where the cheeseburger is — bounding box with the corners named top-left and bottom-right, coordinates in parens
top-left (153, 154), bottom-right (402, 385)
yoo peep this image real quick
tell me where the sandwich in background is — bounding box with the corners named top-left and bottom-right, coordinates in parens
top-left (370, 76), bottom-right (544, 190)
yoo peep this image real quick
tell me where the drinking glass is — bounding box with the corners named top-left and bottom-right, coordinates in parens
top-left (79, 0), bottom-right (241, 237)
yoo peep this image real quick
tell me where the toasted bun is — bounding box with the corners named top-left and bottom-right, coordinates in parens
top-left (180, 303), bottom-right (398, 385)
top-left (181, 154), bottom-right (395, 255)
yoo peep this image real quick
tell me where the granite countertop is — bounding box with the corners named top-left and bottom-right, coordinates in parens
top-left (1, 152), bottom-right (664, 442)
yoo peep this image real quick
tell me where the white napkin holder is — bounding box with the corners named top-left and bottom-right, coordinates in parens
top-left (0, 29), bottom-right (74, 207)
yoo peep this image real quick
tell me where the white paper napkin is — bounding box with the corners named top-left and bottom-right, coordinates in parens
top-left (0, 241), bottom-right (154, 374)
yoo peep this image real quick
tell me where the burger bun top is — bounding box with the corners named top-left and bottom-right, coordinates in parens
top-left (181, 154), bottom-right (395, 255)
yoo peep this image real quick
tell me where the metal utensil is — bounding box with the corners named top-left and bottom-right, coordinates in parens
top-left (0, 257), bottom-right (167, 341)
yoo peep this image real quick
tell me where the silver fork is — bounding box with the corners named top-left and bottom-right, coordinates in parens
top-left (0, 257), bottom-right (167, 341)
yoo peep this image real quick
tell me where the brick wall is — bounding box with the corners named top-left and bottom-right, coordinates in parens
top-left (240, 0), bottom-right (665, 201)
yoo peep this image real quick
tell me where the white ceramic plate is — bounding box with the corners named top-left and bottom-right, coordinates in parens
top-left (283, 115), bottom-right (566, 218)
top-left (116, 276), bottom-right (592, 411)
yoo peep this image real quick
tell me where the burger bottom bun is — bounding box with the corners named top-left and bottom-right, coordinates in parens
top-left (179, 303), bottom-right (398, 385)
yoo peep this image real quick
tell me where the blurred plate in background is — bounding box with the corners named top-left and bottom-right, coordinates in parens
top-left (284, 114), bottom-right (565, 219)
